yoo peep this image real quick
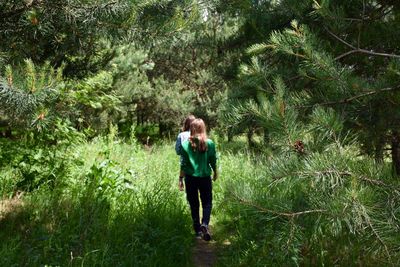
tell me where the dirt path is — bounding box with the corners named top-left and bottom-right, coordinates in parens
top-left (192, 238), bottom-right (217, 267)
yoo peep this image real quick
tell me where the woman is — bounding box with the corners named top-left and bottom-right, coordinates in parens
top-left (175, 115), bottom-right (195, 156)
top-left (179, 118), bottom-right (218, 241)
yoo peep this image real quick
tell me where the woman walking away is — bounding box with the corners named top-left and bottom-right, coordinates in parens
top-left (180, 118), bottom-right (218, 241)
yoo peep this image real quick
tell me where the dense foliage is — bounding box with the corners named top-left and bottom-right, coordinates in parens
top-left (1, 0), bottom-right (400, 266)
top-left (0, 134), bottom-right (193, 266)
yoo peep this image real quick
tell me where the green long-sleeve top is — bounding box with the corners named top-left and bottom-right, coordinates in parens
top-left (180, 139), bottom-right (217, 177)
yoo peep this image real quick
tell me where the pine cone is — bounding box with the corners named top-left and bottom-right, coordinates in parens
top-left (293, 140), bottom-right (305, 155)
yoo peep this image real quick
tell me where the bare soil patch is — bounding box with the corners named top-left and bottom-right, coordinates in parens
top-left (192, 238), bottom-right (217, 267)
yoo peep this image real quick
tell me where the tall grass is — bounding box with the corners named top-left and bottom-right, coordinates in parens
top-left (2, 135), bottom-right (399, 266)
top-left (0, 137), bottom-right (193, 266)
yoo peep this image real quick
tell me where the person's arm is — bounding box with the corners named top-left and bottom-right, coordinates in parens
top-left (209, 141), bottom-right (218, 181)
top-left (179, 169), bottom-right (185, 191)
top-left (212, 168), bottom-right (218, 181)
top-left (179, 146), bottom-right (189, 191)
top-left (175, 133), bottom-right (182, 155)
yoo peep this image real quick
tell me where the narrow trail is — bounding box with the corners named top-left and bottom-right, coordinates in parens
top-left (192, 238), bottom-right (217, 267)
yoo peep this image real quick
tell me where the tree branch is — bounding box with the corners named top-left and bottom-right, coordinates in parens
top-left (271, 170), bottom-right (351, 181)
top-left (360, 176), bottom-right (400, 196)
top-left (325, 27), bottom-right (356, 49)
top-left (69, 1), bottom-right (118, 11)
top-left (299, 84), bottom-right (400, 108)
top-left (335, 50), bottom-right (359, 60)
top-left (365, 212), bottom-right (393, 264)
top-left (231, 193), bottom-right (326, 218)
top-left (1, 0), bottom-right (40, 19)
top-left (336, 48), bottom-right (400, 61)
top-left (325, 27), bottom-right (400, 60)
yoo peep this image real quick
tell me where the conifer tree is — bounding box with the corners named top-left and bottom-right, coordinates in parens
top-left (211, 3), bottom-right (400, 265)
top-left (223, 0), bottom-right (400, 175)
top-left (0, 0), bottom-right (133, 77)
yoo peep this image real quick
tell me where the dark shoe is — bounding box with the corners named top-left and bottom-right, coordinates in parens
top-left (200, 225), bottom-right (211, 241)
top-left (195, 231), bottom-right (202, 239)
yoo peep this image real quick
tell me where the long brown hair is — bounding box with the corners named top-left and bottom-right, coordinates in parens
top-left (182, 115), bottom-right (195, 132)
top-left (189, 119), bottom-right (208, 152)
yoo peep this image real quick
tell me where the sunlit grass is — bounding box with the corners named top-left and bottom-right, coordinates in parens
top-left (0, 138), bottom-right (193, 266)
top-left (1, 137), bottom-right (399, 266)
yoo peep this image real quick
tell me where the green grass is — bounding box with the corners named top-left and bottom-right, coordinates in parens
top-left (213, 143), bottom-right (400, 266)
top-left (1, 137), bottom-right (399, 266)
top-left (0, 138), bottom-right (193, 266)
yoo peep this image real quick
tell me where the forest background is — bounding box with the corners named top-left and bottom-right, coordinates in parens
top-left (1, 0), bottom-right (400, 266)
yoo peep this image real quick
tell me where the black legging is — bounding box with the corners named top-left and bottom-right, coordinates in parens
top-left (184, 175), bottom-right (212, 232)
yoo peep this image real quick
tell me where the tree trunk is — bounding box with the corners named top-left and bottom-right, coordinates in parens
top-left (159, 122), bottom-right (166, 137)
top-left (374, 135), bottom-right (385, 163)
top-left (391, 131), bottom-right (400, 176)
top-left (247, 128), bottom-right (255, 148)
top-left (227, 128), bottom-right (233, 142)
top-left (4, 127), bottom-right (12, 138)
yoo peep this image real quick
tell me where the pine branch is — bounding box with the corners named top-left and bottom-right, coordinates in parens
top-left (286, 218), bottom-right (296, 251)
top-left (231, 193), bottom-right (327, 218)
top-left (299, 84), bottom-right (400, 108)
top-left (0, 80), bottom-right (38, 122)
top-left (69, 1), bottom-right (118, 12)
top-left (271, 170), bottom-right (351, 181)
top-left (325, 28), bottom-right (400, 60)
top-left (270, 168), bottom-right (400, 195)
top-left (1, 0), bottom-right (40, 19)
top-left (360, 176), bottom-right (400, 196)
top-left (364, 212), bottom-right (393, 265)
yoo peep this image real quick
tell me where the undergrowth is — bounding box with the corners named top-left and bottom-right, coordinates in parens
top-left (0, 136), bottom-right (193, 266)
top-left (214, 143), bottom-right (400, 266)
top-left (1, 132), bottom-right (400, 266)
